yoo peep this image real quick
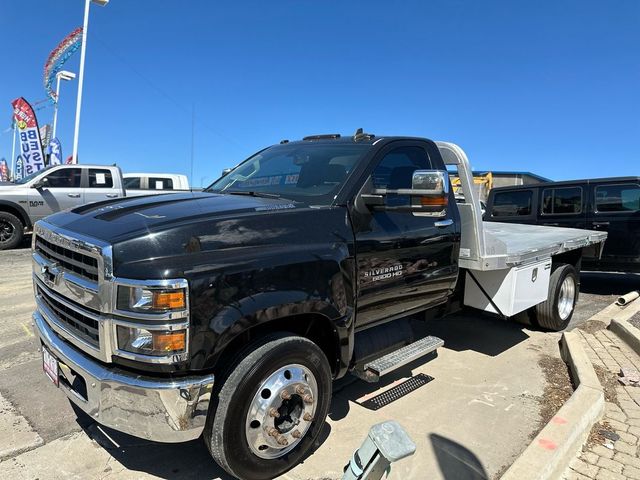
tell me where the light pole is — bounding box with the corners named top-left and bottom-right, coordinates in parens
top-left (52, 70), bottom-right (76, 139)
top-left (10, 121), bottom-right (16, 180)
top-left (71, 0), bottom-right (109, 164)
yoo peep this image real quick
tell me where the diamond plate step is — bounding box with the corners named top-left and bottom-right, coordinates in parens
top-left (363, 335), bottom-right (443, 381)
top-left (358, 373), bottom-right (435, 410)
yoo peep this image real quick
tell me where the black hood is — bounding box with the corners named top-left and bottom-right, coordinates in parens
top-left (45, 192), bottom-right (300, 244)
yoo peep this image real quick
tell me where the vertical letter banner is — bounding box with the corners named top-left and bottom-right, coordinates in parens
top-left (15, 156), bottom-right (23, 181)
top-left (11, 98), bottom-right (45, 176)
top-left (0, 158), bottom-right (9, 182)
top-left (49, 138), bottom-right (63, 165)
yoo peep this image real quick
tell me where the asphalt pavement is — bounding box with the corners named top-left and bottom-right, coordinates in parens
top-left (0, 241), bottom-right (637, 479)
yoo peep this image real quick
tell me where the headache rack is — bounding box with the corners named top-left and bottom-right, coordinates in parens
top-left (436, 141), bottom-right (607, 271)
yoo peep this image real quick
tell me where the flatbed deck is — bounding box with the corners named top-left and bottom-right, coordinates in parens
top-left (471, 221), bottom-right (608, 270)
top-left (436, 141), bottom-right (607, 272)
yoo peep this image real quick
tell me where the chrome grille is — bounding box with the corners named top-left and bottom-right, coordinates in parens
top-left (34, 235), bottom-right (99, 282)
top-left (36, 282), bottom-right (100, 348)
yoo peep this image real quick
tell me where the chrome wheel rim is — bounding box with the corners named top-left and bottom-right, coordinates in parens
top-left (558, 276), bottom-right (576, 320)
top-left (245, 364), bottom-right (318, 459)
top-left (0, 220), bottom-right (14, 243)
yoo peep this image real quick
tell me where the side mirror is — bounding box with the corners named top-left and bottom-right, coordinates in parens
top-left (221, 168), bottom-right (233, 178)
top-left (362, 169), bottom-right (449, 217)
top-left (410, 170), bottom-right (449, 216)
top-left (32, 177), bottom-right (49, 190)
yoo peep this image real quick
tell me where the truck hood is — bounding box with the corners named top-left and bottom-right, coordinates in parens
top-left (0, 183), bottom-right (23, 191)
top-left (44, 191), bottom-right (300, 243)
top-left (42, 191), bottom-right (352, 280)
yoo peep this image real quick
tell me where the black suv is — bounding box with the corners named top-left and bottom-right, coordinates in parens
top-left (485, 177), bottom-right (640, 273)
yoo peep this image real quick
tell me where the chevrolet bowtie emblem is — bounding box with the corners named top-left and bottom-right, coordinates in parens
top-left (42, 263), bottom-right (61, 287)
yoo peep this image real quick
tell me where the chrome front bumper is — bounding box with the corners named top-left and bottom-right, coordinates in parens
top-left (33, 310), bottom-right (215, 443)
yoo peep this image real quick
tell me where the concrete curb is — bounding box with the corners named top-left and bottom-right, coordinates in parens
top-left (501, 331), bottom-right (604, 480)
top-left (610, 317), bottom-right (640, 355)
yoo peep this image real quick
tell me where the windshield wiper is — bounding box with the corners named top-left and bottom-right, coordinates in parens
top-left (224, 191), bottom-right (282, 199)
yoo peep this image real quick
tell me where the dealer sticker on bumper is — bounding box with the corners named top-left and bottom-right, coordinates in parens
top-left (42, 346), bottom-right (59, 387)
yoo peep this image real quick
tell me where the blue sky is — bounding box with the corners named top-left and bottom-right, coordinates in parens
top-left (0, 0), bottom-right (638, 186)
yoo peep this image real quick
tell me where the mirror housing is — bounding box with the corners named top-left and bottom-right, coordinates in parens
top-left (362, 169), bottom-right (449, 217)
top-left (221, 168), bottom-right (233, 178)
top-left (32, 177), bottom-right (49, 190)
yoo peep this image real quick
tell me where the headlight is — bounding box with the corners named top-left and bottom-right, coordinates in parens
top-left (117, 286), bottom-right (186, 313)
top-left (116, 326), bottom-right (186, 356)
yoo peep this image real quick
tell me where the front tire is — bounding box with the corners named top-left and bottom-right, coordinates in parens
top-left (530, 263), bottom-right (578, 331)
top-left (204, 334), bottom-right (332, 480)
top-left (0, 212), bottom-right (24, 250)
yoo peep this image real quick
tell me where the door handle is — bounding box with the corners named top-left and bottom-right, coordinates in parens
top-left (593, 221), bottom-right (610, 227)
top-left (434, 219), bottom-right (454, 228)
top-left (544, 223), bottom-right (559, 226)
top-left (106, 194), bottom-right (119, 198)
top-left (67, 193), bottom-right (81, 198)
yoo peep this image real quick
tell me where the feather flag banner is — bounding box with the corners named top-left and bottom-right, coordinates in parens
top-left (43, 28), bottom-right (83, 102)
top-left (0, 159), bottom-right (9, 182)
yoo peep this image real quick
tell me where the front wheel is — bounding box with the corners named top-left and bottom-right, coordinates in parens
top-left (0, 212), bottom-right (24, 250)
top-left (530, 263), bottom-right (578, 331)
top-left (204, 334), bottom-right (332, 480)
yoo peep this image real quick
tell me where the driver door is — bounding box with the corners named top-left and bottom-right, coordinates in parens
top-left (350, 141), bottom-right (460, 329)
top-left (28, 167), bottom-right (84, 221)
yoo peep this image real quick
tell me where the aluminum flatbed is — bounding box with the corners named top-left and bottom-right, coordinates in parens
top-left (436, 141), bottom-right (607, 318)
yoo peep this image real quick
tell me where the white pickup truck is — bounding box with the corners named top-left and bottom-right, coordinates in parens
top-left (0, 164), bottom-right (126, 250)
top-left (123, 173), bottom-right (190, 196)
top-left (0, 165), bottom-right (195, 250)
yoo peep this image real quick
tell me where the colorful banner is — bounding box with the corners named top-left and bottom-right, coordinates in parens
top-left (15, 156), bottom-right (23, 181)
top-left (44, 27), bottom-right (83, 102)
top-left (0, 158), bottom-right (9, 182)
top-left (11, 97), bottom-right (46, 176)
top-left (49, 138), bottom-right (63, 166)
top-left (39, 124), bottom-right (52, 149)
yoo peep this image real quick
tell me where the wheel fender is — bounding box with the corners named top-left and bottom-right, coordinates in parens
top-left (0, 200), bottom-right (30, 228)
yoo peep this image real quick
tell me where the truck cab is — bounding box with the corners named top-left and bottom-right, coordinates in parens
top-left (123, 172), bottom-right (190, 196)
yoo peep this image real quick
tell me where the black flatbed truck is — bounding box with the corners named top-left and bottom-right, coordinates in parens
top-left (31, 131), bottom-right (605, 480)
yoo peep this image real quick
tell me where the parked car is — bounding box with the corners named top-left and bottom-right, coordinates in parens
top-left (485, 177), bottom-right (640, 273)
top-left (30, 132), bottom-right (605, 480)
top-left (0, 164), bottom-right (125, 250)
top-left (123, 173), bottom-right (189, 196)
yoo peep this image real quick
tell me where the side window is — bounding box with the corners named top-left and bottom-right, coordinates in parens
top-left (596, 184), bottom-right (640, 213)
top-left (45, 168), bottom-right (81, 188)
top-left (372, 146), bottom-right (432, 190)
top-left (149, 177), bottom-right (174, 190)
top-left (491, 190), bottom-right (533, 217)
top-left (88, 169), bottom-right (114, 188)
top-left (542, 187), bottom-right (582, 215)
top-left (123, 177), bottom-right (141, 189)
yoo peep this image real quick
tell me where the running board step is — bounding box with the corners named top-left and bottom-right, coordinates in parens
top-left (359, 336), bottom-right (444, 383)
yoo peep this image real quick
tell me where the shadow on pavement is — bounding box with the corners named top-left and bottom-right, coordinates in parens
top-left (425, 310), bottom-right (529, 357)
top-left (430, 433), bottom-right (488, 479)
top-left (580, 271), bottom-right (640, 295)
top-left (72, 403), bottom-right (331, 480)
top-left (71, 404), bottom-right (232, 479)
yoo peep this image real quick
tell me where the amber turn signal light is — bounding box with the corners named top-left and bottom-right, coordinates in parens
top-left (152, 331), bottom-right (186, 352)
top-left (420, 196), bottom-right (449, 206)
top-left (152, 291), bottom-right (186, 310)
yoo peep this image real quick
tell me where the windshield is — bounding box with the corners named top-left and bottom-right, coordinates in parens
top-left (14, 166), bottom-right (54, 185)
top-left (207, 143), bottom-right (370, 205)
